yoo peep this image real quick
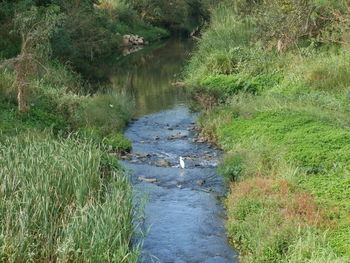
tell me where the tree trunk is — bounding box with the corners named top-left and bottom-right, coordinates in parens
top-left (17, 84), bottom-right (27, 112)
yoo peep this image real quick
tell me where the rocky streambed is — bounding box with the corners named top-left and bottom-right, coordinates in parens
top-left (122, 107), bottom-right (239, 263)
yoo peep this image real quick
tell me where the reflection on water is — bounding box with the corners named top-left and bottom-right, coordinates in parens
top-left (110, 39), bottom-right (194, 117)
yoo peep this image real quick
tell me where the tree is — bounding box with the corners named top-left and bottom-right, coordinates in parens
top-left (13, 5), bottom-right (63, 112)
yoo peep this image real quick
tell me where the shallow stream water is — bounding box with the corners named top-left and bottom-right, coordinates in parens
top-left (116, 39), bottom-right (239, 263)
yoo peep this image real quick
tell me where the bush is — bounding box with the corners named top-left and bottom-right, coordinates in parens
top-left (128, 0), bottom-right (210, 34)
top-left (197, 74), bottom-right (275, 102)
top-left (74, 92), bottom-right (133, 134)
top-left (102, 132), bottom-right (132, 153)
top-left (218, 153), bottom-right (244, 181)
top-left (0, 68), bottom-right (16, 103)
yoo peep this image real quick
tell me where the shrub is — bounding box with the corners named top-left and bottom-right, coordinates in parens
top-left (74, 92), bottom-right (133, 134)
top-left (196, 73), bottom-right (277, 102)
top-left (102, 132), bottom-right (132, 153)
top-left (218, 153), bottom-right (244, 181)
top-left (0, 68), bottom-right (16, 103)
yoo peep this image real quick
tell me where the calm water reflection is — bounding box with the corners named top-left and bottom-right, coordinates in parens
top-left (110, 39), bottom-right (194, 117)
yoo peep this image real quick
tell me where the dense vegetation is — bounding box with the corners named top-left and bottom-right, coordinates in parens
top-left (186, 0), bottom-right (350, 262)
top-left (4, 0), bottom-right (350, 261)
top-left (0, 0), bottom-right (214, 261)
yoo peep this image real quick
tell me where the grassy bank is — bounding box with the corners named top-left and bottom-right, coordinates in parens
top-left (0, 0), bottom-right (221, 261)
top-left (0, 57), bottom-right (137, 262)
top-left (0, 134), bottom-right (138, 262)
top-left (187, 1), bottom-right (350, 262)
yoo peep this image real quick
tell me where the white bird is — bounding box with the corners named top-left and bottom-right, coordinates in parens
top-left (179, 156), bottom-right (185, 169)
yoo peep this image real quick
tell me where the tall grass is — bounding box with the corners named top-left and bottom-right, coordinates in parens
top-left (0, 133), bottom-right (138, 262)
top-left (185, 2), bottom-right (256, 83)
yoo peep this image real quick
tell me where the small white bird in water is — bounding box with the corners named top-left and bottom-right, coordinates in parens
top-left (179, 156), bottom-right (185, 169)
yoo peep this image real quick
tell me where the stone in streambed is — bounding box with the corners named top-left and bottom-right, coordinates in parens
top-left (134, 153), bottom-right (151, 158)
top-left (120, 155), bottom-right (132, 160)
top-left (196, 179), bottom-right (206, 185)
top-left (156, 159), bottom-right (172, 167)
top-left (168, 133), bottom-right (187, 140)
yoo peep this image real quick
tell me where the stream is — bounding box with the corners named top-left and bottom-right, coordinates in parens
top-left (116, 39), bottom-right (239, 263)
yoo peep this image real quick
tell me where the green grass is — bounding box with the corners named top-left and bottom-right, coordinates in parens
top-left (220, 109), bottom-right (350, 171)
top-left (0, 133), bottom-right (138, 262)
top-left (0, 62), bottom-right (138, 262)
top-left (196, 97), bottom-right (350, 260)
top-left (74, 92), bottom-right (133, 135)
top-left (187, 1), bottom-right (350, 262)
top-left (227, 176), bottom-right (347, 263)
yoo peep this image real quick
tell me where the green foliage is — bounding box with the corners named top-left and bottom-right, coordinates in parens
top-left (0, 66), bottom-right (133, 146)
top-left (274, 52), bottom-right (350, 95)
top-left (14, 5), bottom-right (64, 61)
top-left (74, 92), bottom-right (133, 134)
top-left (220, 110), bottom-right (350, 171)
top-left (197, 74), bottom-right (276, 102)
top-left (0, 69), bottom-right (16, 103)
top-left (77, 127), bottom-right (104, 143)
top-left (218, 153), bottom-right (243, 181)
top-left (187, 0), bottom-right (350, 260)
top-left (77, 128), bottom-right (132, 153)
top-left (128, 0), bottom-right (212, 34)
top-left (51, 3), bottom-right (119, 67)
top-left (0, 133), bottom-right (138, 262)
top-left (103, 132), bottom-right (132, 153)
top-left (185, 7), bottom-right (256, 83)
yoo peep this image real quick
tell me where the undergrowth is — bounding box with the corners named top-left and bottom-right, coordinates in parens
top-left (0, 61), bottom-right (136, 262)
top-left (187, 0), bottom-right (350, 262)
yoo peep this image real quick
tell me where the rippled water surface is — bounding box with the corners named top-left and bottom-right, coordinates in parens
top-left (117, 39), bottom-right (239, 263)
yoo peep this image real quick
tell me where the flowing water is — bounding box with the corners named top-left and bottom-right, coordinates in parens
top-left (115, 39), bottom-right (239, 263)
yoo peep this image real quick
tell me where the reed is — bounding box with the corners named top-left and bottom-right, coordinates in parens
top-left (0, 133), bottom-right (138, 262)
